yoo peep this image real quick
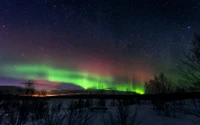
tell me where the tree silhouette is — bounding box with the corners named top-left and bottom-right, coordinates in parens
top-left (178, 34), bottom-right (200, 123)
top-left (145, 73), bottom-right (175, 116)
top-left (145, 73), bottom-right (173, 94)
top-left (180, 33), bottom-right (200, 91)
top-left (102, 100), bottom-right (141, 125)
top-left (23, 80), bottom-right (35, 96)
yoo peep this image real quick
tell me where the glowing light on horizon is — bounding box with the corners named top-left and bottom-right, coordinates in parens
top-left (1, 64), bottom-right (145, 94)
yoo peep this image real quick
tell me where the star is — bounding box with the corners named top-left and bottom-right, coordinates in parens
top-left (0, 0), bottom-right (199, 93)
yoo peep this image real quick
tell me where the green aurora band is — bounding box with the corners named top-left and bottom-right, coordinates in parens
top-left (1, 64), bottom-right (145, 94)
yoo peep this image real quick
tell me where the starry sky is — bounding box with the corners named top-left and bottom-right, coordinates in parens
top-left (0, 0), bottom-right (200, 92)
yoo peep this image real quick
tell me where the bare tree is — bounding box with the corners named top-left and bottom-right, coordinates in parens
top-left (39, 102), bottom-right (65, 125)
top-left (180, 33), bottom-right (200, 91)
top-left (66, 99), bottom-right (96, 125)
top-left (96, 90), bottom-right (106, 107)
top-left (24, 80), bottom-right (35, 96)
top-left (4, 99), bottom-right (30, 125)
top-left (0, 91), bottom-right (8, 125)
top-left (1, 80), bottom-right (37, 125)
top-left (102, 100), bottom-right (141, 125)
top-left (30, 99), bottom-right (49, 125)
top-left (145, 73), bottom-right (175, 116)
top-left (145, 73), bottom-right (173, 94)
top-left (3, 80), bottom-right (37, 125)
top-left (178, 34), bottom-right (200, 123)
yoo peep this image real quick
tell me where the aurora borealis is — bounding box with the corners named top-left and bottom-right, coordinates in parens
top-left (0, 0), bottom-right (200, 93)
top-left (0, 64), bottom-right (145, 94)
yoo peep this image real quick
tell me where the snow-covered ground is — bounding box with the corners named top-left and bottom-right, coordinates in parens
top-left (88, 105), bottom-right (195, 125)
top-left (1, 98), bottom-right (198, 125)
top-left (25, 99), bottom-right (197, 125)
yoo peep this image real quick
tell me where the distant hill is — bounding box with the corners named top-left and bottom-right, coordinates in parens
top-left (50, 89), bottom-right (137, 95)
top-left (0, 86), bottom-right (24, 95)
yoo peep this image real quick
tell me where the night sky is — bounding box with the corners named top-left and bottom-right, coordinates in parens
top-left (0, 0), bottom-right (200, 93)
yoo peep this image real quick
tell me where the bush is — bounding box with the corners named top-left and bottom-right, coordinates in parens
top-left (66, 99), bottom-right (96, 125)
top-left (145, 73), bottom-right (176, 116)
top-left (102, 100), bottom-right (141, 125)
